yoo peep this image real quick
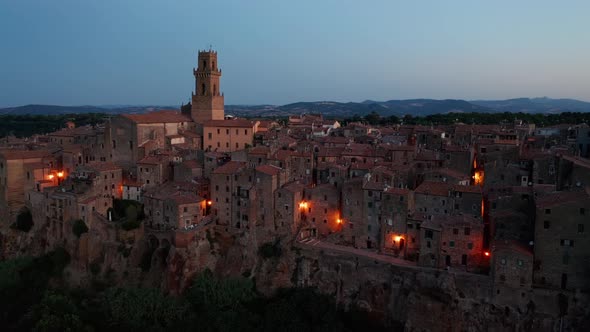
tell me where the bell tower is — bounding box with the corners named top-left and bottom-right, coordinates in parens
top-left (191, 50), bottom-right (224, 123)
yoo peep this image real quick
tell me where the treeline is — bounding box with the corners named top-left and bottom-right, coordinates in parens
top-left (0, 249), bottom-right (389, 331)
top-left (0, 113), bottom-right (108, 138)
top-left (342, 111), bottom-right (590, 127)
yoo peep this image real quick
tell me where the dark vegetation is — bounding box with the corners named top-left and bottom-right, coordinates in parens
top-left (11, 208), bottom-right (33, 232)
top-left (343, 111), bottom-right (590, 127)
top-left (258, 240), bottom-right (283, 259)
top-left (72, 219), bottom-right (89, 238)
top-left (0, 252), bottom-right (386, 331)
top-left (0, 113), bottom-right (107, 138)
top-left (107, 199), bottom-right (145, 231)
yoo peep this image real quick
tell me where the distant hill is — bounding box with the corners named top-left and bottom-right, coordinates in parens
top-left (469, 97), bottom-right (590, 113)
top-left (3, 97), bottom-right (590, 117)
top-left (225, 99), bottom-right (492, 118)
top-left (0, 104), bottom-right (177, 115)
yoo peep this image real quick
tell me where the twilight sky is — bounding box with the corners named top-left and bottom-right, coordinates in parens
top-left (1, 0), bottom-right (589, 107)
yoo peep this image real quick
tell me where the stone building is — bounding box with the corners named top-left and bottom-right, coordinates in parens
top-left (108, 111), bottom-right (192, 171)
top-left (274, 182), bottom-right (305, 237)
top-left (419, 214), bottom-right (484, 270)
top-left (381, 187), bottom-right (412, 255)
top-left (137, 154), bottom-right (173, 188)
top-left (0, 149), bottom-right (54, 220)
top-left (301, 183), bottom-right (341, 239)
top-left (533, 190), bottom-right (590, 291)
top-left (491, 239), bottom-right (534, 299)
top-left (143, 183), bottom-right (206, 230)
top-left (203, 119), bottom-right (259, 152)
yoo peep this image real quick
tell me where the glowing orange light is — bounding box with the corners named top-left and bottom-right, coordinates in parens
top-left (484, 251), bottom-right (490, 257)
top-left (336, 218), bottom-right (342, 224)
top-left (394, 235), bottom-right (403, 242)
top-left (57, 171), bottom-right (64, 178)
top-left (48, 174), bottom-right (55, 180)
top-left (207, 200), bottom-right (212, 206)
top-left (481, 199), bottom-right (485, 217)
top-left (299, 201), bottom-right (308, 209)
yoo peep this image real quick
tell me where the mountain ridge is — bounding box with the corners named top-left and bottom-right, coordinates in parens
top-left (2, 97), bottom-right (590, 117)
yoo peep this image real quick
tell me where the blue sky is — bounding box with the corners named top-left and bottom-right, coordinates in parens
top-left (1, 0), bottom-right (589, 106)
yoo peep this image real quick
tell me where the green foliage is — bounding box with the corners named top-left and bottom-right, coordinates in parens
top-left (72, 219), bottom-right (89, 238)
top-left (89, 261), bottom-right (101, 276)
top-left (29, 291), bottom-right (85, 332)
top-left (12, 208), bottom-right (34, 232)
top-left (186, 269), bottom-right (257, 331)
top-left (343, 111), bottom-right (590, 127)
top-left (0, 256), bottom-right (385, 331)
top-left (121, 219), bottom-right (141, 231)
top-left (0, 248), bottom-right (70, 329)
top-left (111, 199), bottom-right (144, 230)
top-left (258, 241), bottom-right (282, 259)
top-left (99, 287), bottom-right (191, 331)
top-left (125, 205), bottom-right (138, 223)
top-left (0, 113), bottom-right (107, 138)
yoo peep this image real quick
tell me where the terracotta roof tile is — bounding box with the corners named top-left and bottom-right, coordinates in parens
top-left (0, 149), bottom-right (51, 160)
top-left (256, 164), bottom-right (282, 176)
top-left (213, 161), bottom-right (246, 174)
top-left (122, 110), bottom-right (191, 124)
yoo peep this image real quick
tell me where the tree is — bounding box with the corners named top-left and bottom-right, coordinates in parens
top-left (99, 287), bottom-right (191, 331)
top-left (12, 208), bottom-right (33, 232)
top-left (29, 291), bottom-right (85, 332)
top-left (72, 219), bottom-right (88, 238)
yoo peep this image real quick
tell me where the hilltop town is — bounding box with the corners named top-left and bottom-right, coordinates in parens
top-left (1, 50), bottom-right (590, 330)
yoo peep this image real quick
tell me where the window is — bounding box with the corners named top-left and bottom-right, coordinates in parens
top-left (453, 228), bottom-right (459, 235)
top-left (517, 259), bottom-right (524, 266)
top-left (427, 241), bottom-right (431, 248)
top-left (578, 224), bottom-right (585, 233)
top-left (545, 209), bottom-right (551, 214)
top-left (544, 220), bottom-right (550, 229)
top-left (183, 207), bottom-right (187, 212)
top-left (467, 243), bottom-right (473, 249)
top-left (449, 241), bottom-right (455, 247)
top-left (425, 230), bottom-right (433, 239)
top-left (560, 239), bottom-right (574, 247)
top-left (581, 208), bottom-right (586, 215)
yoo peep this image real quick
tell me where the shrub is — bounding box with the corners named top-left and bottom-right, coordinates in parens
top-left (258, 241), bottom-right (282, 259)
top-left (11, 208), bottom-right (33, 232)
top-left (71, 219), bottom-right (88, 238)
top-left (121, 219), bottom-right (140, 231)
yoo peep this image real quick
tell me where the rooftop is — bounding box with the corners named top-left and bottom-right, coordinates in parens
top-left (121, 110), bottom-right (191, 124)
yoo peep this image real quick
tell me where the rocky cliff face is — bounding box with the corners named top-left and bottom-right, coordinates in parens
top-left (2, 221), bottom-right (589, 331)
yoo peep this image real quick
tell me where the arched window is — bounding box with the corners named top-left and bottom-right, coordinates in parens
top-left (202, 83), bottom-right (206, 95)
top-left (203, 60), bottom-right (207, 69)
top-left (213, 84), bottom-right (217, 95)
